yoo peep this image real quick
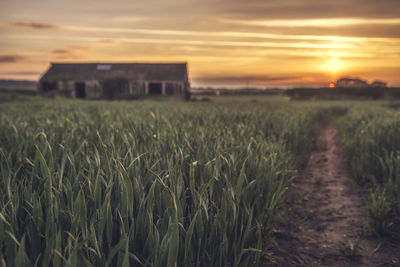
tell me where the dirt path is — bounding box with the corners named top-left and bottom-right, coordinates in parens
top-left (266, 124), bottom-right (399, 266)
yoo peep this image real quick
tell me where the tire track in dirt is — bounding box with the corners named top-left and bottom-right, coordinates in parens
top-left (265, 124), bottom-right (399, 266)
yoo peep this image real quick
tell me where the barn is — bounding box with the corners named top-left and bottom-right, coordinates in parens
top-left (39, 62), bottom-right (190, 99)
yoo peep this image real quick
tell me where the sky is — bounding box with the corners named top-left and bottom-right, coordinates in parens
top-left (0, 0), bottom-right (399, 88)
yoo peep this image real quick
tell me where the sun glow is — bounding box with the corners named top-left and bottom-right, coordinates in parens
top-left (324, 57), bottom-right (345, 74)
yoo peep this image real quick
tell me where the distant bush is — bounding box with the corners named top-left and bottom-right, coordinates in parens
top-left (387, 102), bottom-right (400, 110)
top-left (286, 87), bottom-right (400, 100)
top-left (0, 91), bottom-right (41, 103)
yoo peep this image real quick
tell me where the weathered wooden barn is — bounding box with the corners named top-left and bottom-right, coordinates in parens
top-left (39, 63), bottom-right (190, 99)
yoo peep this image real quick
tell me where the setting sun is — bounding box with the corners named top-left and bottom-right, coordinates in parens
top-left (325, 57), bottom-right (343, 74)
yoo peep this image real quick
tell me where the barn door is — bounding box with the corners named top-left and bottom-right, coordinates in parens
top-left (75, 82), bottom-right (86, 98)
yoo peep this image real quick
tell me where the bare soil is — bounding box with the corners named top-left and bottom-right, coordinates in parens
top-left (265, 124), bottom-right (400, 266)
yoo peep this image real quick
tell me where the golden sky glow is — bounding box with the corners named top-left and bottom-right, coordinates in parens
top-left (0, 0), bottom-right (399, 87)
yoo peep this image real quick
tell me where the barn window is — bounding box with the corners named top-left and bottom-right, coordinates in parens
top-left (166, 83), bottom-right (176, 96)
top-left (97, 64), bottom-right (112, 71)
top-left (149, 83), bottom-right (162, 95)
top-left (75, 82), bottom-right (86, 98)
top-left (42, 82), bottom-right (57, 91)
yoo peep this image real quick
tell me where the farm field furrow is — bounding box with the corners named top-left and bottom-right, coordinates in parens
top-left (267, 123), bottom-right (399, 266)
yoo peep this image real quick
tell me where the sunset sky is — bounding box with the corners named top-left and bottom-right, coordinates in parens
top-left (0, 0), bottom-right (399, 88)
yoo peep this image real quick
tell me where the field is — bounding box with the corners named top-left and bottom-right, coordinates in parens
top-left (338, 104), bottom-right (400, 238)
top-left (0, 94), bottom-right (399, 266)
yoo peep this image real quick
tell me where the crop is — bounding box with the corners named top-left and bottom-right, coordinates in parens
top-left (0, 98), bottom-right (331, 266)
top-left (338, 103), bottom-right (400, 237)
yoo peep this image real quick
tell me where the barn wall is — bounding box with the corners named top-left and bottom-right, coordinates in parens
top-left (129, 80), bottom-right (146, 95)
top-left (40, 78), bottom-right (188, 99)
top-left (166, 82), bottom-right (184, 96)
top-left (143, 80), bottom-right (185, 96)
top-left (57, 81), bottom-right (74, 97)
top-left (85, 80), bottom-right (101, 98)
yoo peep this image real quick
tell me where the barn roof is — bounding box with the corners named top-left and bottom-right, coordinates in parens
top-left (40, 63), bottom-right (188, 82)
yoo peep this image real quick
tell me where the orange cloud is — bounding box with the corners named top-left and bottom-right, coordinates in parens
top-left (0, 55), bottom-right (26, 63)
top-left (49, 45), bottom-right (93, 60)
top-left (51, 49), bottom-right (69, 54)
top-left (9, 22), bottom-right (63, 30)
top-left (98, 39), bottom-right (117, 44)
top-left (192, 75), bottom-right (301, 85)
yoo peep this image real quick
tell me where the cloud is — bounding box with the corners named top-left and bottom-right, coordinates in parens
top-left (51, 49), bottom-right (69, 54)
top-left (49, 45), bottom-right (93, 60)
top-left (193, 75), bottom-right (300, 85)
top-left (51, 24), bottom-right (400, 44)
top-left (0, 55), bottom-right (26, 63)
top-left (111, 16), bottom-right (143, 23)
top-left (69, 45), bottom-right (91, 50)
top-left (98, 39), bottom-right (117, 44)
top-left (9, 22), bottom-right (63, 30)
top-left (51, 45), bottom-right (91, 55)
top-left (216, 0), bottom-right (400, 20)
top-left (0, 71), bottom-right (42, 75)
top-left (222, 18), bottom-right (400, 28)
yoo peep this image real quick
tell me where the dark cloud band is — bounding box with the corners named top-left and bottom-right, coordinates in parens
top-left (0, 55), bottom-right (26, 63)
top-left (9, 22), bottom-right (62, 30)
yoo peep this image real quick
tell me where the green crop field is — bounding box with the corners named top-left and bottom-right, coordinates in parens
top-left (0, 94), bottom-right (399, 266)
top-left (338, 103), bottom-right (400, 238)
